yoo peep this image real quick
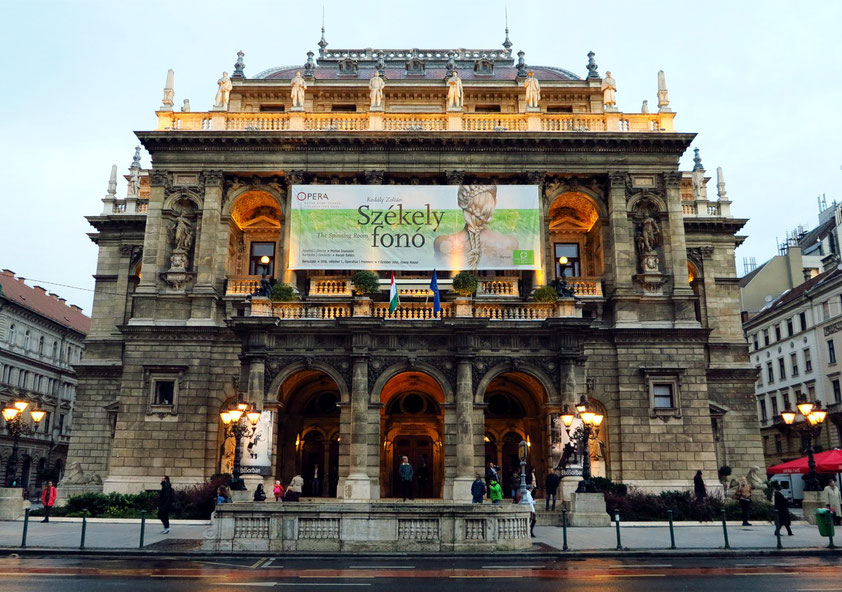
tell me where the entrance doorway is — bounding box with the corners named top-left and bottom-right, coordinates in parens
top-left (392, 435), bottom-right (435, 499)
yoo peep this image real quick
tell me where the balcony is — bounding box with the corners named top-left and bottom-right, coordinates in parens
top-left (156, 110), bottom-right (675, 134)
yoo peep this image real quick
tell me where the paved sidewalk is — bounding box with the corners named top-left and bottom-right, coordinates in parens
top-left (0, 517), bottom-right (836, 554)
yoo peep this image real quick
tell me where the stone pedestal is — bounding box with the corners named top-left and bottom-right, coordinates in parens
top-left (342, 474), bottom-right (372, 500)
top-left (802, 490), bottom-right (823, 525)
top-left (454, 298), bottom-right (472, 318)
top-left (451, 477), bottom-right (473, 502)
top-left (353, 297), bottom-right (372, 317)
top-left (230, 489), bottom-right (252, 503)
top-left (567, 491), bottom-right (609, 526)
top-left (56, 484), bottom-right (103, 507)
top-left (0, 488), bottom-right (29, 521)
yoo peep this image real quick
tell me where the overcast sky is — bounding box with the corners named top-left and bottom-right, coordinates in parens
top-left (2, 0), bottom-right (840, 314)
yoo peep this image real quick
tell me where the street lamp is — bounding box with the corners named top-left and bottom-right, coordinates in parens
top-left (559, 395), bottom-right (604, 494)
top-left (220, 398), bottom-right (261, 491)
top-left (781, 399), bottom-right (826, 491)
top-left (551, 256), bottom-right (577, 298)
top-left (517, 439), bottom-right (529, 504)
top-left (3, 400), bottom-right (46, 487)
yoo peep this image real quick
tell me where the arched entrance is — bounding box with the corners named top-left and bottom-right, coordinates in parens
top-left (275, 370), bottom-right (341, 497)
top-left (483, 371), bottom-right (547, 498)
top-left (380, 371), bottom-right (445, 499)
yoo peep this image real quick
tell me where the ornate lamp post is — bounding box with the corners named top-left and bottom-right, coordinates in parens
top-left (517, 439), bottom-right (529, 504)
top-left (220, 399), bottom-right (261, 491)
top-left (3, 400), bottom-right (46, 487)
top-left (559, 395), bottom-right (604, 494)
top-left (780, 400), bottom-right (826, 491)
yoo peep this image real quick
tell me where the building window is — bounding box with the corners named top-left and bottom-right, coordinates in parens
top-left (752, 334), bottom-right (759, 350)
top-left (775, 325), bottom-right (781, 341)
top-left (823, 301), bottom-right (831, 321)
top-left (51, 341), bottom-right (57, 359)
top-left (652, 383), bottom-right (674, 408)
top-left (775, 435), bottom-right (783, 454)
top-left (643, 369), bottom-right (683, 418)
top-left (783, 391), bottom-right (791, 410)
top-left (154, 380), bottom-right (175, 406)
top-left (771, 395), bottom-right (779, 417)
top-left (764, 329), bottom-right (770, 346)
top-left (8, 324), bottom-right (15, 345)
top-left (58, 414), bottom-right (65, 435)
top-left (23, 330), bottom-right (31, 350)
top-left (778, 358), bottom-right (786, 380)
top-left (554, 243), bottom-right (581, 277)
top-left (759, 399), bottom-right (768, 422)
top-left (833, 379), bottom-right (842, 405)
top-left (829, 340), bottom-right (837, 364)
top-left (38, 336), bottom-right (44, 355)
top-left (791, 352), bottom-right (799, 377)
top-left (145, 367), bottom-right (186, 416)
top-left (249, 242), bottom-right (276, 277)
top-left (808, 384), bottom-right (816, 401)
top-left (800, 312), bottom-right (807, 331)
top-left (767, 362), bottom-right (774, 383)
top-left (787, 318), bottom-right (794, 336)
top-left (41, 411), bottom-right (50, 433)
top-left (804, 348), bottom-right (813, 372)
top-left (755, 366), bottom-right (762, 387)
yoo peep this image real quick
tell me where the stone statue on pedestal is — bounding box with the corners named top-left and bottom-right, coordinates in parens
top-left (214, 72), bottom-right (233, 109)
top-left (291, 71), bottom-right (307, 108)
top-left (369, 71), bottom-right (385, 109)
top-left (641, 100), bottom-right (649, 114)
top-left (446, 71), bottom-right (463, 109)
top-left (524, 71), bottom-right (541, 109)
top-left (601, 71), bottom-right (617, 109)
top-left (635, 215), bottom-right (661, 272)
top-left (182, 99), bottom-right (191, 112)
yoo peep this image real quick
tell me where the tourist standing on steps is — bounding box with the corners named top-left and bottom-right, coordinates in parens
top-left (694, 470), bottom-right (707, 499)
top-left (545, 470), bottom-right (560, 511)
top-left (734, 477), bottom-right (753, 526)
top-left (399, 456), bottom-right (414, 501)
top-left (273, 480), bottom-right (284, 502)
top-left (286, 474), bottom-right (303, 502)
top-left (489, 478), bottom-right (503, 504)
top-left (253, 483), bottom-right (266, 502)
top-left (772, 481), bottom-right (793, 536)
top-left (158, 475), bottom-right (174, 534)
top-left (311, 464), bottom-right (321, 497)
top-left (40, 481), bottom-right (56, 523)
top-left (822, 478), bottom-right (842, 525)
top-left (485, 462), bottom-right (498, 499)
top-left (509, 471), bottom-right (520, 501)
top-left (471, 474), bottom-right (486, 503)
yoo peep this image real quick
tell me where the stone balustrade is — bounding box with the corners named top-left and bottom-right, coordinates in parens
top-left (567, 277), bottom-right (603, 298)
top-left (681, 199), bottom-right (730, 218)
top-left (477, 277), bottom-right (519, 297)
top-left (156, 110), bottom-right (675, 133)
top-left (309, 276), bottom-right (353, 297)
top-left (372, 301), bottom-right (454, 320)
top-left (226, 276), bottom-right (261, 296)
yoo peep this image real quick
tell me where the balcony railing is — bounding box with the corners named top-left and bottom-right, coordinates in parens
top-left (156, 110), bottom-right (676, 134)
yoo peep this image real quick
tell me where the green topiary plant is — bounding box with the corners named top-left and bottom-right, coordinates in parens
top-left (452, 271), bottom-right (478, 297)
top-left (269, 282), bottom-right (298, 302)
top-left (532, 285), bottom-right (558, 303)
top-left (351, 270), bottom-right (381, 296)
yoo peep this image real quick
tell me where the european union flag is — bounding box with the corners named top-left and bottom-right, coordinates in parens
top-left (430, 270), bottom-right (442, 316)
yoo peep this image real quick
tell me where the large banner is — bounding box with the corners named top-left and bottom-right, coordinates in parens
top-left (289, 185), bottom-right (542, 270)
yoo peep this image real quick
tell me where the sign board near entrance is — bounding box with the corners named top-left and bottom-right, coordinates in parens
top-left (289, 185), bottom-right (542, 270)
top-left (221, 411), bottom-right (273, 477)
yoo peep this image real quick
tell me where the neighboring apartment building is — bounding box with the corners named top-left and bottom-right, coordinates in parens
top-left (0, 270), bottom-right (90, 495)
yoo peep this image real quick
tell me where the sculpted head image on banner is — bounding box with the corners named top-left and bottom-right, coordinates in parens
top-left (289, 185), bottom-right (542, 271)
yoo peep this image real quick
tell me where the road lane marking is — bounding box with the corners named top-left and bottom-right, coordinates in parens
top-left (608, 564), bottom-right (672, 568)
top-left (596, 574), bottom-right (667, 578)
top-left (481, 565), bottom-right (546, 569)
top-left (450, 575), bottom-right (522, 578)
top-left (300, 575), bottom-right (374, 579)
top-left (277, 585), bottom-right (370, 588)
top-left (222, 584), bottom-right (276, 588)
top-left (250, 558), bottom-right (267, 569)
top-left (736, 572), bottom-right (800, 576)
top-left (349, 566), bottom-right (415, 569)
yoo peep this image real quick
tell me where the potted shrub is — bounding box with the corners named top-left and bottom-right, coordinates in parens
top-left (452, 271), bottom-right (478, 297)
top-left (269, 282), bottom-right (298, 302)
top-left (532, 285), bottom-right (558, 303)
top-left (351, 270), bottom-right (381, 296)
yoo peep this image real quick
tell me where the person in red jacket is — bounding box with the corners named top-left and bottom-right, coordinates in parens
top-left (41, 481), bottom-right (57, 523)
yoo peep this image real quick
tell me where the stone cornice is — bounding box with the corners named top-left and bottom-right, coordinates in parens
top-left (683, 217), bottom-right (748, 234)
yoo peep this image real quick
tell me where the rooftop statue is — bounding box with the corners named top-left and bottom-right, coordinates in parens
top-left (602, 71), bottom-right (617, 109)
top-left (214, 72), bottom-right (233, 109)
top-left (657, 70), bottom-right (670, 111)
top-left (162, 69), bottom-right (174, 107)
top-left (446, 71), bottom-right (463, 109)
top-left (369, 71), bottom-right (385, 109)
top-left (524, 71), bottom-right (541, 109)
top-left (291, 71), bottom-right (307, 109)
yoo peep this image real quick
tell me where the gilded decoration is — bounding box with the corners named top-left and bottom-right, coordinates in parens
top-left (547, 192), bottom-right (600, 231)
top-left (230, 191), bottom-right (282, 229)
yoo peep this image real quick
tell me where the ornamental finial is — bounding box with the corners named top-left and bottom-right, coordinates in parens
top-left (586, 51), bottom-right (599, 80)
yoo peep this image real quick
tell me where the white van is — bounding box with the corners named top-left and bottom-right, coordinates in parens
top-left (770, 474), bottom-right (804, 506)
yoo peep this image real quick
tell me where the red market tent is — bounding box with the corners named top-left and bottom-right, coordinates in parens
top-left (767, 449), bottom-right (842, 474)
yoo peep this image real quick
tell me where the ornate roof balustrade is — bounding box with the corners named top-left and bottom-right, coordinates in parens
top-left (156, 110), bottom-right (675, 133)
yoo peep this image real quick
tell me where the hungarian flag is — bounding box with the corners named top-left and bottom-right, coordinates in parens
top-left (389, 272), bottom-right (399, 313)
top-left (430, 270), bottom-right (441, 316)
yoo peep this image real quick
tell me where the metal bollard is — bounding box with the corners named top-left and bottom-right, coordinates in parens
top-left (720, 508), bottom-right (730, 549)
top-left (561, 507), bottom-right (569, 551)
top-left (667, 509), bottom-right (676, 549)
top-left (21, 508), bottom-right (29, 548)
top-left (139, 510), bottom-right (147, 548)
top-left (614, 508), bottom-right (622, 550)
top-left (774, 509), bottom-right (782, 550)
top-left (80, 512), bottom-right (88, 549)
top-left (829, 531), bottom-right (836, 549)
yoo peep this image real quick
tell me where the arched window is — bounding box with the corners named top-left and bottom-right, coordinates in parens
top-left (8, 324), bottom-right (15, 344)
top-left (51, 341), bottom-right (57, 359)
top-left (38, 336), bottom-right (44, 355)
top-left (24, 330), bottom-right (31, 350)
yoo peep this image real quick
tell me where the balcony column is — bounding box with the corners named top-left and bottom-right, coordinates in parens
top-left (344, 356), bottom-right (372, 499)
top-left (664, 171), bottom-right (697, 327)
top-left (452, 358), bottom-right (474, 501)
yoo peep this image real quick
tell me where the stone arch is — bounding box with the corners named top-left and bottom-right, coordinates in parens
top-left (474, 361), bottom-right (556, 405)
top-left (546, 190), bottom-right (607, 221)
top-left (162, 189), bottom-right (202, 211)
top-left (225, 190), bottom-right (284, 280)
top-left (267, 361), bottom-right (350, 405)
top-left (545, 191), bottom-right (606, 281)
top-left (627, 190), bottom-right (667, 214)
top-left (223, 186), bottom-right (285, 219)
top-left (370, 361), bottom-right (454, 405)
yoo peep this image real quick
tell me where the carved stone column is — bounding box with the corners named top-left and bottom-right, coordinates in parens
top-left (344, 357), bottom-right (371, 499)
top-left (606, 172), bottom-right (638, 325)
top-left (194, 170), bottom-right (224, 291)
top-left (136, 170), bottom-right (168, 294)
top-left (665, 171), bottom-right (698, 327)
top-left (452, 358), bottom-right (474, 500)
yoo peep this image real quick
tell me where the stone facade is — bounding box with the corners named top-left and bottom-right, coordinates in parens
top-left (66, 41), bottom-right (763, 499)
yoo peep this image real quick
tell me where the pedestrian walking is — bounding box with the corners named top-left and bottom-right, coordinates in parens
top-left (273, 480), bottom-right (284, 502)
top-left (772, 481), bottom-right (793, 536)
top-left (489, 478), bottom-right (503, 504)
top-left (544, 469), bottom-right (560, 511)
top-left (523, 485), bottom-right (537, 538)
top-left (734, 477), bottom-right (753, 526)
top-left (253, 483), bottom-right (267, 501)
top-left (311, 464), bottom-right (321, 497)
top-left (694, 470), bottom-right (706, 499)
top-left (485, 462), bottom-right (498, 499)
top-left (286, 474), bottom-right (303, 502)
top-left (509, 471), bottom-right (520, 500)
top-left (471, 474), bottom-right (486, 503)
top-left (399, 456), bottom-right (414, 501)
top-left (40, 481), bottom-right (56, 523)
top-left (158, 475), bottom-right (174, 534)
top-left (822, 478), bottom-right (842, 525)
